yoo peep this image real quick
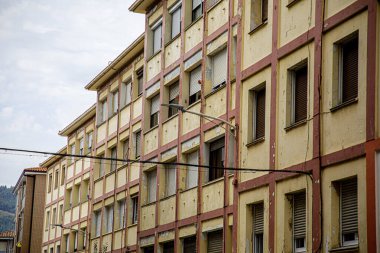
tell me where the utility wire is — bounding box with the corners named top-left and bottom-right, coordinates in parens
top-left (0, 147), bottom-right (311, 175)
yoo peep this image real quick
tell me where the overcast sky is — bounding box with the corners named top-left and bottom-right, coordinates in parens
top-left (0, 0), bottom-right (145, 186)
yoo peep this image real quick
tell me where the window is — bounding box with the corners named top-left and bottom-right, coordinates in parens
top-left (211, 48), bottom-right (227, 90)
top-left (54, 169), bottom-right (59, 189)
top-left (74, 231), bottom-right (78, 252)
top-left (150, 94), bottom-right (160, 128)
top-left (292, 192), bottom-right (306, 253)
top-left (134, 131), bottom-right (141, 159)
top-left (137, 69), bottom-right (144, 96)
top-left (48, 173), bottom-right (52, 193)
top-left (87, 132), bottom-right (93, 154)
top-left (99, 154), bottom-right (105, 177)
top-left (162, 241), bottom-right (174, 253)
top-left (250, 0), bottom-right (268, 31)
top-left (52, 207), bottom-right (57, 225)
top-left (170, 2), bottom-right (182, 39)
top-left (336, 35), bottom-right (359, 105)
top-left (208, 137), bottom-right (225, 182)
top-left (111, 91), bottom-right (119, 115)
top-left (131, 195), bottom-right (139, 224)
top-left (189, 65), bottom-right (201, 105)
top-left (340, 178), bottom-right (358, 246)
top-left (252, 87), bottom-right (266, 140)
top-left (50, 248), bottom-right (53, 253)
top-left (65, 234), bottom-right (70, 253)
top-left (59, 204), bottom-right (63, 223)
top-left (152, 20), bottom-right (162, 54)
top-left (289, 63), bottom-right (308, 125)
top-left (45, 210), bottom-right (50, 230)
top-left (252, 203), bottom-right (264, 253)
top-left (79, 138), bottom-right (84, 156)
top-left (121, 81), bottom-right (132, 106)
top-left (94, 211), bottom-right (101, 237)
top-left (165, 164), bottom-right (176, 197)
top-left (147, 169), bottom-right (157, 203)
top-left (207, 230), bottom-right (223, 253)
top-left (183, 236), bottom-right (196, 253)
top-left (186, 151), bottom-right (198, 189)
top-left (82, 228), bottom-right (87, 249)
top-left (61, 166), bottom-right (66, 186)
top-left (56, 245), bottom-right (60, 253)
top-left (122, 139), bottom-right (129, 165)
top-left (104, 205), bottom-right (113, 234)
top-left (80, 180), bottom-right (89, 202)
top-left (118, 199), bottom-right (126, 229)
top-left (143, 246), bottom-right (154, 253)
top-left (110, 147), bottom-right (117, 172)
top-left (99, 99), bottom-right (107, 124)
top-left (192, 0), bottom-right (203, 21)
top-left (169, 82), bottom-right (179, 117)
top-left (70, 144), bottom-right (76, 162)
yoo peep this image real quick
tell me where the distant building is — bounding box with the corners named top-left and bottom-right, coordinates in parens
top-left (13, 167), bottom-right (47, 253)
top-left (0, 231), bottom-right (14, 253)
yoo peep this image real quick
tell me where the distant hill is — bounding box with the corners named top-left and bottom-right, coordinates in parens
top-left (0, 185), bottom-right (16, 232)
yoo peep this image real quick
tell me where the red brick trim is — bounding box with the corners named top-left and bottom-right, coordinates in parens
top-left (321, 143), bottom-right (366, 167)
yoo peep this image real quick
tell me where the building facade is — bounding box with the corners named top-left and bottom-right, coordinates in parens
top-left (30, 0), bottom-right (380, 252)
top-left (40, 147), bottom-right (67, 253)
top-left (13, 167), bottom-right (47, 253)
top-left (0, 231), bottom-right (14, 253)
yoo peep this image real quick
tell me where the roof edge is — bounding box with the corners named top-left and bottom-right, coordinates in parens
top-left (58, 104), bottom-right (96, 137)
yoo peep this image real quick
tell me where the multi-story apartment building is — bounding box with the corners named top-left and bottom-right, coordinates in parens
top-left (13, 167), bottom-right (47, 253)
top-left (40, 147), bottom-right (67, 253)
top-left (85, 34), bottom-right (144, 253)
top-left (19, 0), bottom-right (380, 252)
top-left (0, 231), bottom-right (14, 253)
top-left (56, 105), bottom-right (96, 253)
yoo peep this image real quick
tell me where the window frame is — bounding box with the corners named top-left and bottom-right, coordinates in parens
top-left (250, 0), bottom-right (268, 32)
top-left (131, 195), bottom-right (139, 224)
top-left (288, 61), bottom-right (308, 127)
top-left (147, 169), bottom-right (157, 203)
top-left (150, 94), bottom-right (160, 128)
top-left (208, 137), bottom-right (225, 182)
top-left (189, 65), bottom-right (202, 105)
top-left (211, 47), bottom-right (228, 90)
top-left (340, 178), bottom-right (359, 247)
top-left (169, 2), bottom-right (182, 39)
top-left (251, 85), bottom-right (266, 142)
top-left (168, 81), bottom-right (180, 117)
top-left (192, 0), bottom-right (203, 22)
top-left (152, 19), bottom-right (163, 54)
top-left (292, 191), bottom-right (306, 253)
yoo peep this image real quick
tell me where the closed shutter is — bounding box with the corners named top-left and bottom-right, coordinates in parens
top-left (212, 48), bottom-right (227, 89)
top-left (294, 65), bottom-right (307, 123)
top-left (207, 230), bottom-right (223, 253)
top-left (187, 151), bottom-right (199, 189)
top-left (255, 88), bottom-right (266, 139)
top-left (341, 179), bottom-right (358, 235)
top-left (184, 236), bottom-right (197, 253)
top-left (190, 66), bottom-right (202, 96)
top-left (262, 0), bottom-right (268, 22)
top-left (169, 82), bottom-right (179, 101)
top-left (151, 94), bottom-right (160, 115)
top-left (342, 37), bottom-right (358, 102)
top-left (153, 23), bottom-right (162, 53)
top-left (166, 165), bottom-right (176, 196)
top-left (253, 202), bottom-right (264, 235)
top-left (293, 192), bottom-right (306, 239)
top-left (148, 170), bottom-right (157, 202)
top-left (135, 131), bottom-right (141, 158)
top-left (171, 6), bottom-right (181, 38)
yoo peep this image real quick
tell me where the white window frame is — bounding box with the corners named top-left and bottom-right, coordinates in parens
top-left (152, 18), bottom-right (162, 54)
top-left (170, 2), bottom-right (182, 39)
top-left (340, 179), bottom-right (359, 247)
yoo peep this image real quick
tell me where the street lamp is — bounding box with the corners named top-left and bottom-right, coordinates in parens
top-left (161, 103), bottom-right (236, 134)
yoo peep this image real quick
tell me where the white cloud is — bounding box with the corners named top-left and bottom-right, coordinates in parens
top-left (0, 0), bottom-right (145, 186)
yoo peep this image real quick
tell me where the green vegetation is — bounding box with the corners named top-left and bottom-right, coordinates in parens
top-left (0, 185), bottom-right (16, 232)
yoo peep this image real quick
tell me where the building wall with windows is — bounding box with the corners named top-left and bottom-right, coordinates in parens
top-left (85, 35), bottom-right (145, 253)
top-left (57, 105), bottom-right (96, 253)
top-left (40, 147), bottom-right (67, 253)
top-left (13, 167), bottom-right (47, 253)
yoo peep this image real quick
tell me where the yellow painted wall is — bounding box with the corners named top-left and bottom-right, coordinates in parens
top-left (158, 196), bottom-right (176, 225)
top-left (133, 97), bottom-right (143, 119)
top-left (148, 6), bottom-right (163, 26)
top-left (147, 53), bottom-right (162, 82)
top-left (130, 163), bottom-right (140, 182)
top-left (321, 157), bottom-right (367, 252)
top-left (72, 205), bottom-right (80, 221)
top-left (240, 67), bottom-right (271, 181)
top-left (182, 102), bottom-right (201, 134)
top-left (75, 159), bottom-right (82, 175)
top-left (117, 167), bottom-right (127, 187)
top-left (162, 116), bottom-right (179, 145)
top-left (202, 179), bottom-right (224, 213)
top-left (277, 44), bottom-right (314, 169)
top-left (127, 225), bottom-right (137, 246)
top-left (207, 0), bottom-right (229, 36)
top-left (185, 18), bottom-right (203, 53)
top-left (204, 87), bottom-right (227, 118)
top-left (105, 173), bottom-right (116, 193)
top-left (94, 180), bottom-right (103, 200)
top-left (141, 204), bottom-right (156, 231)
top-left (144, 128), bottom-right (159, 154)
top-left (113, 230), bottom-right (125, 250)
top-left (80, 201), bottom-right (88, 218)
top-left (179, 188), bottom-right (197, 220)
top-left (165, 37), bottom-right (181, 68)
top-left (108, 114), bottom-right (118, 136)
top-left (238, 186), bottom-right (269, 253)
top-left (324, 0), bottom-right (356, 19)
top-left (242, 0), bottom-right (272, 70)
top-left (120, 106), bottom-right (131, 128)
top-left (97, 123), bottom-right (107, 143)
top-left (278, 0), bottom-right (315, 47)
top-left (321, 12), bottom-right (367, 155)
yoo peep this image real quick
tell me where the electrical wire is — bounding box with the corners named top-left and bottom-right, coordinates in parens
top-left (0, 147), bottom-right (311, 175)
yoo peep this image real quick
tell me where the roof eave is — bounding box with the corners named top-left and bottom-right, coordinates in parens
top-left (58, 104), bottom-right (96, 137)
